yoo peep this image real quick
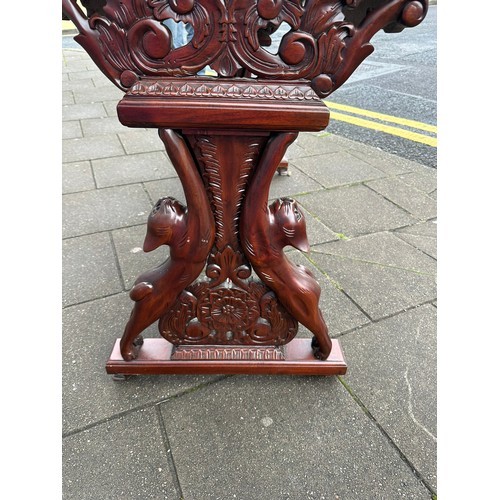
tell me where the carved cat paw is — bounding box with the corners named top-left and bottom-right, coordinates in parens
top-left (311, 335), bottom-right (331, 361)
top-left (120, 335), bottom-right (144, 361)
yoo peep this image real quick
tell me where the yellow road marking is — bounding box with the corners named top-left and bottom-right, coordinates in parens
top-left (325, 101), bottom-right (437, 134)
top-left (62, 20), bottom-right (76, 31)
top-left (328, 110), bottom-right (437, 147)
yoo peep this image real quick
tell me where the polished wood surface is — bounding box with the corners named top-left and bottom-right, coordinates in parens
top-left (62, 0), bottom-right (429, 375)
top-left (106, 338), bottom-right (348, 376)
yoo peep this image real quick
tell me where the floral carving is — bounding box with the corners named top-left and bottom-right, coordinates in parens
top-left (199, 287), bottom-right (260, 331)
top-left (157, 243), bottom-right (298, 346)
top-left (158, 274), bottom-right (298, 346)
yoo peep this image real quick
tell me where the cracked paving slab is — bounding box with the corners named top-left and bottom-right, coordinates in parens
top-left (339, 304), bottom-right (437, 491)
top-left (158, 376), bottom-right (432, 499)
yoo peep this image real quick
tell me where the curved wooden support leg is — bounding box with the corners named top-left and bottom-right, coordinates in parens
top-left (120, 129), bottom-right (215, 360)
top-left (241, 132), bottom-right (332, 360)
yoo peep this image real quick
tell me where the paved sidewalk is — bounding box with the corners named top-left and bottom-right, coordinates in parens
top-left (62, 48), bottom-right (437, 499)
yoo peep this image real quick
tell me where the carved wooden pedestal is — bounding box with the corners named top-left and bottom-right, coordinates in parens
top-left (106, 80), bottom-right (342, 374)
top-left (62, 0), bottom-right (428, 377)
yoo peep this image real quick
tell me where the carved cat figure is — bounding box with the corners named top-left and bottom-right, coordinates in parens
top-left (241, 132), bottom-right (332, 360)
top-left (120, 130), bottom-right (215, 360)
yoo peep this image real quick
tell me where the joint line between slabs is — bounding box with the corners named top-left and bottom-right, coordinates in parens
top-left (156, 405), bottom-right (184, 500)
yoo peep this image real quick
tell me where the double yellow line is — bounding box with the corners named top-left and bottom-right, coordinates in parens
top-left (325, 101), bottom-right (437, 147)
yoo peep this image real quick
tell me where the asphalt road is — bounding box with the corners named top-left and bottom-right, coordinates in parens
top-left (324, 5), bottom-right (437, 168)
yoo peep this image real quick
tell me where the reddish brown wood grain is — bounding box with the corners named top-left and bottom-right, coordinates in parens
top-left (106, 338), bottom-right (348, 375)
top-left (62, 0), bottom-right (429, 375)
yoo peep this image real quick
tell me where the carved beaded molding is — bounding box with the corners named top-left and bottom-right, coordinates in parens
top-left (62, 0), bottom-right (428, 98)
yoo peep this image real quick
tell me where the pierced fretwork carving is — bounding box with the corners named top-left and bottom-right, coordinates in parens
top-left (62, 0), bottom-right (428, 97)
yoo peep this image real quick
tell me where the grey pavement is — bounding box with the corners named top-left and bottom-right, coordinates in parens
top-left (62, 48), bottom-right (437, 499)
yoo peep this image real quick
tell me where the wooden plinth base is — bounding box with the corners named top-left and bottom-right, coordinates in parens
top-left (106, 338), bottom-right (347, 376)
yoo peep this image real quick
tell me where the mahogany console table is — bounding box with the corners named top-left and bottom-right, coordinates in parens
top-left (62, 0), bottom-right (428, 376)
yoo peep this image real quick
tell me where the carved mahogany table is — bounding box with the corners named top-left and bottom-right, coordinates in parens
top-left (63, 0), bottom-right (428, 376)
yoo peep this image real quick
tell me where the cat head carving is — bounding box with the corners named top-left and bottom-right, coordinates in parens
top-left (270, 197), bottom-right (310, 252)
top-left (143, 197), bottom-right (187, 252)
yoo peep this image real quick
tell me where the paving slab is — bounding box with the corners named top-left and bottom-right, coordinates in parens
top-left (309, 250), bottom-right (436, 320)
top-left (311, 231), bottom-right (436, 275)
top-left (63, 77), bottom-right (97, 92)
top-left (62, 120), bottom-right (83, 140)
top-left (62, 184), bottom-right (152, 238)
top-left (392, 221), bottom-right (438, 260)
top-left (297, 184), bottom-right (416, 238)
top-left (112, 225), bottom-right (167, 289)
top-left (62, 102), bottom-right (107, 121)
top-left (332, 136), bottom-right (424, 176)
top-left (62, 161), bottom-right (95, 194)
top-left (73, 85), bottom-right (124, 104)
top-left (63, 134), bottom-right (124, 162)
top-left (283, 138), bottom-right (308, 160)
top-left (68, 68), bottom-right (105, 81)
top-left (295, 131), bottom-right (343, 156)
top-left (62, 90), bottom-right (75, 105)
top-left (396, 220), bottom-right (437, 238)
top-left (143, 177), bottom-right (187, 205)
top-left (103, 100), bottom-right (119, 116)
top-left (268, 165), bottom-right (323, 199)
top-left (397, 170), bottom-right (437, 195)
top-left (63, 407), bottom-right (178, 499)
top-left (339, 304), bottom-right (437, 492)
top-left (291, 251), bottom-right (371, 338)
top-left (394, 233), bottom-right (437, 260)
top-left (63, 232), bottom-right (123, 307)
top-left (62, 50), bottom-right (88, 61)
top-left (298, 208), bottom-right (342, 246)
top-left (118, 129), bottom-right (167, 155)
top-left (63, 293), bottom-right (223, 433)
top-left (80, 116), bottom-right (131, 137)
top-left (92, 151), bottom-right (176, 188)
top-left (291, 151), bottom-right (386, 188)
top-left (366, 177), bottom-right (437, 221)
top-left (159, 376), bottom-right (431, 499)
top-left (93, 74), bottom-right (118, 87)
top-left (62, 58), bottom-right (92, 73)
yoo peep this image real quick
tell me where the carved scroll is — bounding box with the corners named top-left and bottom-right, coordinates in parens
top-left (63, 0), bottom-right (429, 371)
top-left (62, 0), bottom-right (429, 97)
